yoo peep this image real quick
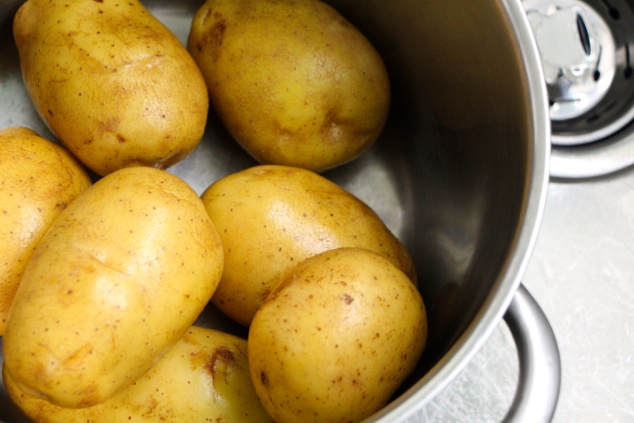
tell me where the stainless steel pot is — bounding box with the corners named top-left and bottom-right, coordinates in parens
top-left (0, 0), bottom-right (559, 421)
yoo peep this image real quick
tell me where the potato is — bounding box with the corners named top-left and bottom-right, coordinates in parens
top-left (248, 247), bottom-right (427, 423)
top-left (4, 326), bottom-right (274, 423)
top-left (200, 165), bottom-right (416, 326)
top-left (0, 127), bottom-right (91, 335)
top-left (2, 167), bottom-right (223, 408)
top-left (13, 0), bottom-right (209, 176)
top-left (188, 0), bottom-right (390, 172)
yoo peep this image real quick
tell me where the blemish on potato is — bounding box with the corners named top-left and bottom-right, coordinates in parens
top-left (339, 294), bottom-right (354, 305)
top-left (208, 18), bottom-right (227, 53)
top-left (202, 345), bottom-right (238, 391)
top-left (260, 371), bottom-right (269, 386)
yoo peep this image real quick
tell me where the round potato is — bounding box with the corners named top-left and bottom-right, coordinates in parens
top-left (188, 0), bottom-right (390, 171)
top-left (0, 127), bottom-right (91, 335)
top-left (248, 247), bottom-right (427, 423)
top-left (2, 167), bottom-right (223, 408)
top-left (13, 0), bottom-right (209, 176)
top-left (200, 165), bottom-right (416, 326)
top-left (4, 326), bottom-right (273, 423)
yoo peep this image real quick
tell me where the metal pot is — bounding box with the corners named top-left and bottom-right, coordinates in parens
top-left (0, 0), bottom-right (559, 421)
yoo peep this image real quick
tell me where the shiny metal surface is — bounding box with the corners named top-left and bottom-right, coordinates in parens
top-left (525, 0), bottom-right (616, 124)
top-left (550, 132), bottom-right (634, 178)
top-left (0, 0), bottom-right (553, 421)
top-left (522, 0), bottom-right (634, 180)
top-left (503, 284), bottom-right (560, 423)
top-left (523, 0), bottom-right (634, 179)
top-left (525, 0), bottom-right (634, 146)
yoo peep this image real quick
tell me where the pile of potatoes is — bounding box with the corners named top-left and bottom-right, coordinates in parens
top-left (0, 0), bottom-right (428, 422)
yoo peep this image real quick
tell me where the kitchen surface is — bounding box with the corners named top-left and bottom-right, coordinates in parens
top-left (408, 165), bottom-right (634, 422)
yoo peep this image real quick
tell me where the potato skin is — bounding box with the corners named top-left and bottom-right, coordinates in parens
top-left (188, 0), bottom-right (390, 171)
top-left (4, 326), bottom-right (273, 423)
top-left (201, 165), bottom-right (416, 326)
top-left (13, 0), bottom-right (209, 176)
top-left (248, 247), bottom-right (427, 423)
top-left (0, 127), bottom-right (91, 335)
top-left (2, 167), bottom-right (223, 408)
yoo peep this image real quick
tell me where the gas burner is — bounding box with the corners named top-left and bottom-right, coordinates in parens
top-left (524, 0), bottom-right (634, 178)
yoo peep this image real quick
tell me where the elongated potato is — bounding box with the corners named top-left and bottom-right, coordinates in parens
top-left (2, 167), bottom-right (223, 408)
top-left (201, 164), bottom-right (416, 326)
top-left (0, 127), bottom-right (91, 335)
top-left (13, 0), bottom-right (209, 176)
top-left (4, 326), bottom-right (273, 423)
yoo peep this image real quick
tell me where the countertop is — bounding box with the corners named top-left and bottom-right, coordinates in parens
top-left (407, 166), bottom-right (634, 422)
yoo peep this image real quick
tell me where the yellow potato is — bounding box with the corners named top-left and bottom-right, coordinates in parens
top-left (4, 326), bottom-right (274, 423)
top-left (201, 165), bottom-right (416, 326)
top-left (0, 127), bottom-right (91, 335)
top-left (2, 167), bottom-right (223, 408)
top-left (188, 0), bottom-right (390, 171)
top-left (248, 247), bottom-right (427, 423)
top-left (13, 0), bottom-right (209, 176)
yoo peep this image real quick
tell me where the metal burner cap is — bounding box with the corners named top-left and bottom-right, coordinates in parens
top-left (524, 0), bottom-right (634, 178)
top-left (526, 0), bottom-right (615, 122)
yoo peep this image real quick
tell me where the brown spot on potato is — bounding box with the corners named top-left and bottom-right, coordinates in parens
top-left (257, 287), bottom-right (272, 305)
top-left (260, 371), bottom-right (269, 386)
top-left (340, 293), bottom-right (354, 304)
top-left (205, 18), bottom-right (227, 61)
top-left (98, 117), bottom-right (121, 132)
top-left (204, 345), bottom-right (237, 389)
top-left (212, 19), bottom-right (227, 43)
